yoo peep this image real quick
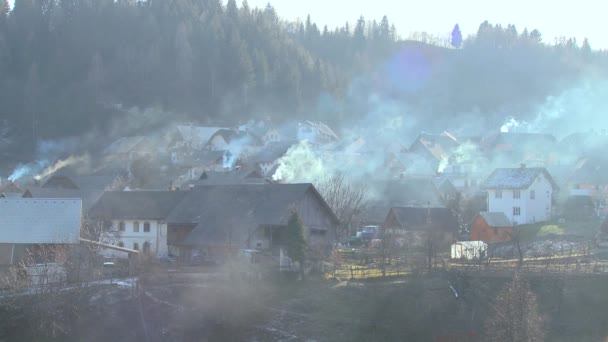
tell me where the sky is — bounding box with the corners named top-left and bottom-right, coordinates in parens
top-left (5, 0), bottom-right (607, 49)
top-left (247, 0), bottom-right (608, 49)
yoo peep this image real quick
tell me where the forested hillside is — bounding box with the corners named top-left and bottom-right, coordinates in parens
top-left (0, 0), bottom-right (607, 161)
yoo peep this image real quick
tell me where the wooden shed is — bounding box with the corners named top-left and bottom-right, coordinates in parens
top-left (470, 212), bottom-right (513, 243)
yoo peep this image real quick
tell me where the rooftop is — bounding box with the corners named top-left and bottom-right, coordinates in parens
top-left (482, 167), bottom-right (558, 190)
top-left (0, 198), bottom-right (82, 244)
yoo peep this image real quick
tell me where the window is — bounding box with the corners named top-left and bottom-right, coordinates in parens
top-left (118, 242), bottom-right (124, 248)
top-left (530, 190), bottom-right (535, 199)
top-left (513, 190), bottom-right (520, 199)
top-left (495, 190), bottom-right (502, 198)
top-left (513, 207), bottom-right (521, 216)
top-left (119, 221), bottom-right (125, 232)
top-left (143, 222), bottom-right (151, 233)
top-left (133, 242), bottom-right (139, 251)
top-left (133, 221), bottom-right (140, 233)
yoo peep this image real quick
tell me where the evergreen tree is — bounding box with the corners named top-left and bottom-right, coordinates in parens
top-left (379, 15), bottom-right (390, 41)
top-left (353, 15), bottom-right (366, 49)
top-left (581, 37), bottom-right (592, 57)
top-left (285, 211), bottom-right (307, 278)
top-left (451, 23), bottom-right (462, 48)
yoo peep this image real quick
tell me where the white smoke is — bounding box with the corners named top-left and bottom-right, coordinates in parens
top-left (6, 138), bottom-right (84, 181)
top-left (272, 141), bottom-right (325, 182)
top-left (34, 154), bottom-right (90, 181)
top-left (500, 116), bottom-right (525, 133)
top-left (222, 135), bottom-right (255, 169)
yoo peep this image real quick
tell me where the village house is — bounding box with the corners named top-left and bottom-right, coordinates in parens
top-left (482, 165), bottom-right (559, 225)
top-left (385, 152), bottom-right (437, 178)
top-left (381, 206), bottom-right (458, 247)
top-left (88, 191), bottom-right (186, 258)
top-left (173, 150), bottom-right (226, 186)
top-left (408, 132), bottom-right (460, 173)
top-left (567, 156), bottom-right (608, 216)
top-left (168, 125), bottom-right (229, 164)
top-left (296, 121), bottom-right (339, 146)
top-left (0, 198), bottom-right (82, 265)
top-left (244, 140), bottom-right (298, 177)
top-left (470, 212), bottom-right (513, 243)
top-left (480, 132), bottom-right (557, 167)
top-left (164, 183), bottom-right (339, 262)
top-left (182, 169), bottom-right (271, 187)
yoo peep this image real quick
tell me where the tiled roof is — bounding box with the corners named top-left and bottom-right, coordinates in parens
top-left (478, 212), bottom-right (512, 227)
top-left (88, 191), bottom-right (186, 220)
top-left (482, 167), bottom-right (558, 190)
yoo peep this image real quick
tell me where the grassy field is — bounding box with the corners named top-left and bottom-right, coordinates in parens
top-left (517, 219), bottom-right (601, 241)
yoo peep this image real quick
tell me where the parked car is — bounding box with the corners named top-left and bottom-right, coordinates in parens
top-left (159, 254), bottom-right (177, 265)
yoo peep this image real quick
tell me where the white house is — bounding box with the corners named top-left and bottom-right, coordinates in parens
top-left (88, 191), bottom-right (186, 258)
top-left (482, 166), bottom-right (559, 225)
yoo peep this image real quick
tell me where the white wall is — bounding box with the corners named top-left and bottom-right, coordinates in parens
top-left (101, 219), bottom-right (168, 259)
top-left (487, 174), bottom-right (553, 225)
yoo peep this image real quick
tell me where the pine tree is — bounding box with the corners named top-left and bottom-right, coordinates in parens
top-left (581, 37), bottom-right (592, 58)
top-left (285, 211), bottom-right (307, 278)
top-left (379, 15), bottom-right (390, 41)
top-left (451, 23), bottom-right (462, 48)
top-left (353, 15), bottom-right (366, 49)
top-left (226, 0), bottom-right (238, 20)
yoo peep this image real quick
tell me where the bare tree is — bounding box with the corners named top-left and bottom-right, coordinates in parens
top-left (485, 272), bottom-right (545, 341)
top-left (316, 173), bottom-right (368, 240)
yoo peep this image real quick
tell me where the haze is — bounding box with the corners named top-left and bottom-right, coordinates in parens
top-left (247, 0), bottom-right (608, 49)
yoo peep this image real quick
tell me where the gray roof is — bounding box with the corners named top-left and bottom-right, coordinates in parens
top-left (42, 174), bottom-right (122, 191)
top-left (167, 183), bottom-right (326, 225)
top-left (168, 183), bottom-right (338, 245)
top-left (482, 167), bottom-right (559, 190)
top-left (246, 141), bottom-right (298, 164)
top-left (23, 187), bottom-right (103, 213)
top-left (0, 198), bottom-right (81, 244)
top-left (88, 191), bottom-right (187, 220)
top-left (184, 169), bottom-right (270, 186)
top-left (478, 212), bottom-right (512, 227)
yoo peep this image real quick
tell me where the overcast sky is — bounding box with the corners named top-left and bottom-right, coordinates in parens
top-left (6, 0), bottom-right (607, 49)
top-left (247, 0), bottom-right (607, 49)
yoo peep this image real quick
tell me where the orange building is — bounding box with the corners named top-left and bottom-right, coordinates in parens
top-left (470, 212), bottom-right (513, 243)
